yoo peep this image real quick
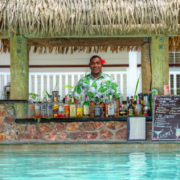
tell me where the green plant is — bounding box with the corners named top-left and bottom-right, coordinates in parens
top-left (29, 93), bottom-right (40, 101)
top-left (133, 74), bottom-right (141, 100)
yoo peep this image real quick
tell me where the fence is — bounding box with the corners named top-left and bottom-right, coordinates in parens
top-left (0, 71), bottom-right (128, 100)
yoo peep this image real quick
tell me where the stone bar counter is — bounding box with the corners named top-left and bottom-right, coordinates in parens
top-left (0, 100), bottom-right (152, 143)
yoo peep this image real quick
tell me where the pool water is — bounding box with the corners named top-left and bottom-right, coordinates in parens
top-left (0, 144), bottom-right (180, 180)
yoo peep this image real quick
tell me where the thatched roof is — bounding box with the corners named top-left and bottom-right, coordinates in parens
top-left (0, 36), bottom-right (179, 54)
top-left (0, 0), bottom-right (180, 36)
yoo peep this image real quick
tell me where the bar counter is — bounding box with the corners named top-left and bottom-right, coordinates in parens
top-left (0, 100), bottom-right (152, 143)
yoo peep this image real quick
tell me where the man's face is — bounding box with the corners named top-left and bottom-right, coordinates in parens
top-left (89, 57), bottom-right (102, 77)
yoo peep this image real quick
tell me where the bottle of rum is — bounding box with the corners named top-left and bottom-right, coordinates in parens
top-left (94, 96), bottom-right (101, 117)
top-left (64, 96), bottom-right (70, 117)
top-left (76, 96), bottom-right (83, 117)
top-left (108, 95), bottom-right (115, 117)
top-left (114, 96), bottom-right (120, 117)
top-left (143, 94), bottom-right (150, 116)
top-left (47, 96), bottom-right (53, 118)
top-left (134, 96), bottom-right (142, 116)
top-left (89, 96), bottom-right (95, 118)
top-left (104, 96), bottom-right (109, 117)
top-left (128, 99), bottom-right (134, 116)
top-left (83, 94), bottom-right (90, 117)
top-left (27, 99), bottom-right (35, 118)
top-left (99, 95), bottom-right (105, 118)
top-left (70, 96), bottom-right (76, 117)
top-left (52, 97), bottom-right (59, 118)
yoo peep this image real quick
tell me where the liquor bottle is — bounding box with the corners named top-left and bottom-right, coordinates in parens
top-left (114, 96), bottom-right (120, 117)
top-left (83, 94), bottom-right (90, 117)
top-left (47, 96), bottom-right (53, 118)
top-left (89, 96), bottom-right (95, 118)
top-left (128, 99), bottom-right (134, 116)
top-left (35, 101), bottom-right (41, 117)
top-left (120, 101), bottom-right (127, 116)
top-left (58, 96), bottom-right (64, 116)
top-left (27, 99), bottom-right (35, 118)
top-left (41, 98), bottom-right (48, 117)
top-left (108, 95), bottom-right (115, 117)
top-left (52, 97), bottom-right (59, 118)
top-left (104, 96), bottom-right (109, 117)
top-left (99, 95), bottom-right (105, 118)
top-left (94, 96), bottom-right (101, 117)
top-left (76, 96), bottom-right (83, 117)
top-left (64, 96), bottom-right (70, 117)
top-left (143, 95), bottom-right (150, 116)
top-left (134, 96), bottom-right (142, 116)
top-left (70, 96), bottom-right (76, 117)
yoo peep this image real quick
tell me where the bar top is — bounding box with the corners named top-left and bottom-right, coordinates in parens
top-left (15, 116), bottom-right (152, 123)
top-left (0, 100), bottom-right (28, 103)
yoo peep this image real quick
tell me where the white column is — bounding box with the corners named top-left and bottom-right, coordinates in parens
top-left (127, 51), bottom-right (140, 97)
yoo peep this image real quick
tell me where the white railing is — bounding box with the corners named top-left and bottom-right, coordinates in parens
top-left (169, 69), bottom-right (180, 95)
top-left (0, 71), bottom-right (128, 100)
top-left (0, 72), bottom-right (10, 99)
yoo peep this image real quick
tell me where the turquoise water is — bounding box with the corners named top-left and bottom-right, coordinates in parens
top-left (0, 144), bottom-right (180, 180)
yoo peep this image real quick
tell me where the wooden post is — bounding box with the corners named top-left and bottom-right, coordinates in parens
top-left (10, 35), bottom-right (29, 100)
top-left (141, 43), bottom-right (151, 93)
top-left (10, 36), bottom-right (28, 118)
top-left (151, 35), bottom-right (169, 95)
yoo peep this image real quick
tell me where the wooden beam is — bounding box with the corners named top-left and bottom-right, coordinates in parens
top-left (151, 35), bottom-right (169, 95)
top-left (141, 43), bottom-right (151, 93)
top-left (10, 35), bottom-right (29, 100)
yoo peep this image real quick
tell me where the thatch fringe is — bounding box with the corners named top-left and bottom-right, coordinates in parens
top-left (0, 0), bottom-right (179, 36)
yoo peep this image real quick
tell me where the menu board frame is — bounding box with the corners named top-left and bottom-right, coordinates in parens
top-left (152, 95), bottom-right (180, 141)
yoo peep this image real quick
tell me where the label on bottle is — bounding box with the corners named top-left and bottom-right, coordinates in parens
top-left (59, 105), bottom-right (64, 115)
top-left (64, 105), bottom-right (70, 117)
top-left (70, 105), bottom-right (76, 117)
top-left (95, 106), bottom-right (101, 117)
top-left (108, 105), bottom-right (114, 116)
top-left (77, 107), bottom-right (83, 117)
top-left (83, 105), bottom-right (89, 116)
top-left (129, 108), bottom-right (134, 116)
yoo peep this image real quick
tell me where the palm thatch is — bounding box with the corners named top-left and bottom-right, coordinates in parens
top-left (0, 0), bottom-right (179, 36)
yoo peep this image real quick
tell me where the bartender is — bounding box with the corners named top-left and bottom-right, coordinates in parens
top-left (73, 55), bottom-right (121, 102)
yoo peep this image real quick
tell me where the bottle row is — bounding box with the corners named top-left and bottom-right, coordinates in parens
top-left (27, 93), bottom-right (152, 119)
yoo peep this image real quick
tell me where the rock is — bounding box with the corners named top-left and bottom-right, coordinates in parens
top-left (0, 123), bottom-right (6, 133)
top-left (0, 133), bottom-right (5, 141)
top-left (68, 132), bottom-right (81, 140)
top-left (82, 122), bottom-right (95, 131)
top-left (39, 124), bottom-right (52, 133)
top-left (0, 110), bottom-right (7, 117)
top-left (95, 122), bottom-right (105, 129)
top-left (82, 132), bottom-right (98, 139)
top-left (44, 132), bottom-right (57, 141)
top-left (116, 122), bottom-right (124, 129)
top-left (59, 132), bottom-right (68, 140)
top-left (66, 123), bottom-right (80, 131)
top-left (106, 121), bottom-right (116, 130)
top-left (4, 116), bottom-right (14, 124)
top-left (100, 129), bottom-right (113, 139)
top-left (0, 117), bottom-right (4, 123)
top-left (115, 128), bottom-right (127, 140)
top-left (54, 123), bottom-right (64, 132)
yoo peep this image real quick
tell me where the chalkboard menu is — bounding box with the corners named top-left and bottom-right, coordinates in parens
top-left (152, 95), bottom-right (180, 140)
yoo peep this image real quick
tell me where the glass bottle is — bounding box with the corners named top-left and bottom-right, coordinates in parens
top-left (114, 96), bottom-right (120, 117)
top-left (128, 99), bottom-right (134, 116)
top-left (94, 96), bottom-right (101, 117)
top-left (47, 96), bottom-right (53, 118)
top-left (58, 96), bottom-right (64, 116)
top-left (89, 96), bottom-right (95, 118)
top-left (52, 97), bottom-right (59, 118)
top-left (41, 97), bottom-right (48, 117)
top-left (120, 101), bottom-right (127, 116)
top-left (135, 96), bottom-right (142, 116)
top-left (70, 96), bottom-right (76, 117)
top-left (99, 95), bottom-right (105, 118)
top-left (83, 94), bottom-right (90, 117)
top-left (143, 95), bottom-right (150, 116)
top-left (76, 96), bottom-right (83, 117)
top-left (108, 95), bottom-right (115, 117)
top-left (35, 101), bottom-right (41, 117)
top-left (64, 96), bottom-right (70, 118)
top-left (104, 96), bottom-right (109, 117)
top-left (27, 99), bottom-right (35, 118)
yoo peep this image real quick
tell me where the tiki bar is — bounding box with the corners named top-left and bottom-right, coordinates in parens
top-left (0, 0), bottom-right (180, 144)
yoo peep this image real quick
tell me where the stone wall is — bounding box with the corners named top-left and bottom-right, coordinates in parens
top-left (0, 103), bottom-right (152, 143)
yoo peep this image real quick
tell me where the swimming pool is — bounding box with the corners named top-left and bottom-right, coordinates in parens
top-left (0, 144), bottom-right (179, 180)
